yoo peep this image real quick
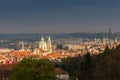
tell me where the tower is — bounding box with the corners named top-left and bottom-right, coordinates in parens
top-left (47, 36), bottom-right (52, 53)
top-left (108, 28), bottom-right (112, 35)
top-left (21, 41), bottom-right (25, 51)
top-left (115, 37), bottom-right (118, 43)
top-left (108, 28), bottom-right (112, 39)
top-left (103, 36), bottom-right (108, 45)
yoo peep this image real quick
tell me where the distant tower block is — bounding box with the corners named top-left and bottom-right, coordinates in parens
top-left (109, 28), bottom-right (111, 33)
top-left (108, 28), bottom-right (112, 38)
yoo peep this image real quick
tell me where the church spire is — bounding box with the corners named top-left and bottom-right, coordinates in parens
top-left (48, 36), bottom-right (51, 41)
top-left (41, 36), bottom-right (44, 41)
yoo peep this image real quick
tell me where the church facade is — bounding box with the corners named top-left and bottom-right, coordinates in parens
top-left (33, 36), bottom-right (52, 55)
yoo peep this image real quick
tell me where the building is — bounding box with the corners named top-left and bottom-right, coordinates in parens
top-left (0, 64), bottom-right (13, 80)
top-left (55, 67), bottom-right (69, 80)
top-left (33, 36), bottom-right (52, 55)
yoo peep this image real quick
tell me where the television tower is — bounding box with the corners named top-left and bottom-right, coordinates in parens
top-left (108, 28), bottom-right (112, 39)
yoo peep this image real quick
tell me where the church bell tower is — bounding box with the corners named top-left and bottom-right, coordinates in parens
top-left (47, 36), bottom-right (52, 53)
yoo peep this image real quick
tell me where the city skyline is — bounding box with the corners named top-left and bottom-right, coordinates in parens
top-left (0, 0), bottom-right (120, 33)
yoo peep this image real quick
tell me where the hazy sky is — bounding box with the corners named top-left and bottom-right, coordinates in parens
top-left (0, 0), bottom-right (120, 33)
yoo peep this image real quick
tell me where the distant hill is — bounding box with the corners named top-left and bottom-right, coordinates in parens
top-left (0, 32), bottom-right (118, 40)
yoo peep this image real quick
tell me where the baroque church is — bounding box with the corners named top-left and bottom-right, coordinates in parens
top-left (33, 36), bottom-right (52, 55)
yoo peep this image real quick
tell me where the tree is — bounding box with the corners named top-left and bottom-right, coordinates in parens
top-left (78, 53), bottom-right (94, 80)
top-left (11, 58), bottom-right (56, 80)
top-left (103, 46), bottom-right (111, 57)
top-left (115, 44), bottom-right (120, 49)
top-left (61, 55), bottom-right (81, 80)
top-left (94, 46), bottom-right (120, 80)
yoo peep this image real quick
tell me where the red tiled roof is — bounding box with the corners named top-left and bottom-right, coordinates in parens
top-left (47, 53), bottom-right (62, 58)
top-left (0, 64), bottom-right (13, 71)
top-left (55, 68), bottom-right (69, 74)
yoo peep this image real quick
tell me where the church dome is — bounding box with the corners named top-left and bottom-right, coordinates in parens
top-left (39, 36), bottom-right (47, 51)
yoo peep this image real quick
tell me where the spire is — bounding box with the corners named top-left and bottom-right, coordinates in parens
top-left (47, 36), bottom-right (52, 53)
top-left (115, 37), bottom-right (118, 43)
top-left (103, 36), bottom-right (105, 41)
top-left (41, 36), bottom-right (44, 41)
top-left (22, 41), bottom-right (25, 51)
top-left (48, 36), bottom-right (51, 41)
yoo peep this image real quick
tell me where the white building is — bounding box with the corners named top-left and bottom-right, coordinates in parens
top-left (0, 48), bottom-right (14, 53)
top-left (33, 36), bottom-right (52, 55)
top-left (39, 36), bottom-right (47, 51)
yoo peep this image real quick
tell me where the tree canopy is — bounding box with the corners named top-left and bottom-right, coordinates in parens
top-left (61, 45), bottom-right (120, 80)
top-left (11, 58), bottom-right (56, 80)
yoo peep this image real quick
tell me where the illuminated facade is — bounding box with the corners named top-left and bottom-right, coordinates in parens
top-left (33, 36), bottom-right (52, 55)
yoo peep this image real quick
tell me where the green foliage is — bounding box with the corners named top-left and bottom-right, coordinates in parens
top-left (78, 53), bottom-right (94, 80)
top-left (103, 46), bottom-right (111, 57)
top-left (94, 45), bottom-right (120, 80)
top-left (62, 54), bottom-right (94, 80)
top-left (62, 55), bottom-right (81, 80)
top-left (61, 47), bottom-right (120, 80)
top-left (11, 58), bottom-right (56, 80)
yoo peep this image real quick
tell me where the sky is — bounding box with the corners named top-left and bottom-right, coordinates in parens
top-left (0, 0), bottom-right (120, 33)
